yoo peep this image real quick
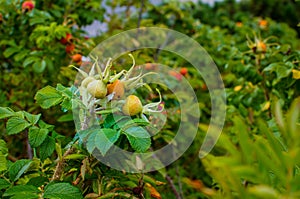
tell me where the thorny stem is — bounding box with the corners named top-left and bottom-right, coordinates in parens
top-left (51, 108), bottom-right (92, 181)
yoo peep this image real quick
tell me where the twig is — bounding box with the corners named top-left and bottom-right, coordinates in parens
top-left (8, 154), bottom-right (17, 162)
top-left (165, 175), bottom-right (182, 199)
top-left (25, 129), bottom-right (33, 159)
top-left (176, 164), bottom-right (184, 198)
top-left (51, 146), bottom-right (76, 181)
top-left (137, 0), bottom-right (144, 29)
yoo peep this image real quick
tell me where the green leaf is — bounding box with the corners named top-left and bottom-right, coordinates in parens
top-left (122, 126), bottom-right (151, 152)
top-left (28, 127), bottom-right (49, 148)
top-left (43, 183), bottom-right (83, 199)
top-left (39, 136), bottom-right (56, 160)
top-left (3, 47), bottom-right (20, 58)
top-left (233, 116), bottom-right (252, 164)
top-left (3, 185), bottom-right (40, 198)
top-left (56, 84), bottom-right (73, 98)
top-left (34, 86), bottom-right (63, 109)
top-left (121, 118), bottom-right (150, 131)
top-left (6, 117), bottom-right (31, 135)
top-left (123, 126), bottom-right (151, 139)
top-left (64, 154), bottom-right (87, 160)
top-left (286, 97), bottom-right (300, 139)
top-left (27, 176), bottom-right (48, 187)
top-left (0, 155), bottom-right (7, 172)
top-left (38, 120), bottom-right (54, 131)
top-left (57, 113), bottom-right (73, 122)
top-left (0, 139), bottom-right (8, 155)
top-left (60, 98), bottom-right (72, 111)
top-left (125, 134), bottom-right (151, 152)
top-left (0, 179), bottom-right (10, 190)
top-left (23, 56), bottom-right (40, 68)
top-left (45, 57), bottom-right (54, 72)
top-left (14, 50), bottom-right (30, 62)
top-left (24, 112), bottom-right (41, 125)
top-left (263, 62), bottom-right (293, 85)
top-left (33, 59), bottom-right (46, 73)
top-left (0, 107), bottom-right (15, 119)
top-left (86, 128), bottom-right (120, 156)
top-left (9, 159), bottom-right (32, 182)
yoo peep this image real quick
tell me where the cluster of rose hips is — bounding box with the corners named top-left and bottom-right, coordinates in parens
top-left (60, 33), bottom-right (83, 65)
top-left (73, 54), bottom-right (162, 118)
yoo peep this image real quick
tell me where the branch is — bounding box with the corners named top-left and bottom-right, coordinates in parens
top-left (137, 0), bottom-right (144, 29)
top-left (51, 146), bottom-right (76, 181)
top-left (165, 175), bottom-right (182, 199)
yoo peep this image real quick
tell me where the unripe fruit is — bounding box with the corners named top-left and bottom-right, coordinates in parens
top-left (72, 54), bottom-right (82, 62)
top-left (60, 33), bottom-right (73, 45)
top-left (65, 44), bottom-right (75, 54)
top-left (255, 41), bottom-right (267, 53)
top-left (107, 80), bottom-right (125, 99)
top-left (22, 1), bottom-right (34, 12)
top-left (87, 80), bottom-right (107, 99)
top-left (81, 76), bottom-right (95, 88)
top-left (179, 67), bottom-right (188, 76)
top-left (122, 95), bottom-right (143, 116)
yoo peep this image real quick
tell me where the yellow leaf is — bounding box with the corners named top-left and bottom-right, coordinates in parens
top-left (262, 101), bottom-right (271, 111)
top-left (182, 178), bottom-right (203, 191)
top-left (292, 69), bottom-right (300, 79)
top-left (145, 183), bottom-right (162, 199)
top-left (234, 85), bottom-right (242, 92)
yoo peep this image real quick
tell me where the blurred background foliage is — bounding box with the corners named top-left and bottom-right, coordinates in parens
top-left (0, 0), bottom-right (300, 198)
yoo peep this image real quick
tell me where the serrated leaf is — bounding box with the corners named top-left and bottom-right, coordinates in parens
top-left (123, 126), bottom-right (151, 152)
top-left (43, 183), bottom-right (83, 199)
top-left (6, 117), bottom-right (31, 135)
top-left (56, 84), bottom-right (73, 98)
top-left (3, 185), bottom-right (39, 198)
top-left (34, 86), bottom-right (63, 109)
top-left (24, 112), bottom-right (41, 125)
top-left (0, 107), bottom-right (15, 119)
top-left (126, 134), bottom-right (151, 152)
top-left (121, 119), bottom-right (150, 131)
top-left (27, 176), bottom-right (48, 187)
top-left (28, 127), bottom-right (49, 148)
top-left (39, 136), bottom-right (56, 160)
top-left (9, 159), bottom-right (32, 182)
top-left (123, 126), bottom-right (151, 139)
top-left (38, 120), bottom-right (54, 131)
top-left (0, 179), bottom-right (10, 190)
top-left (86, 128), bottom-right (120, 156)
top-left (60, 98), bottom-right (72, 111)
